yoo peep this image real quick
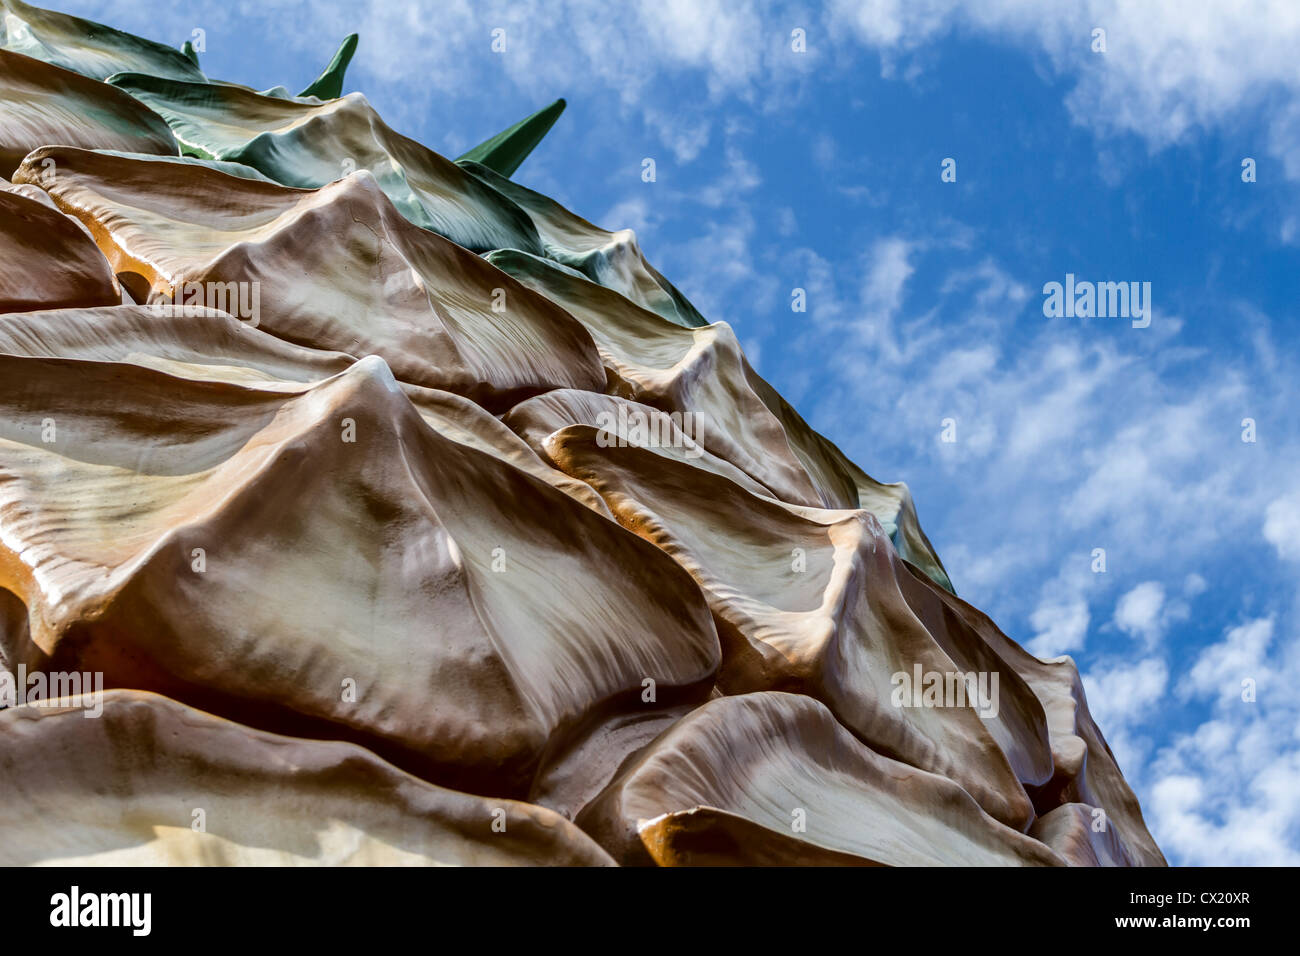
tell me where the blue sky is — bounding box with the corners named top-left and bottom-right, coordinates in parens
top-left (59, 0), bottom-right (1300, 865)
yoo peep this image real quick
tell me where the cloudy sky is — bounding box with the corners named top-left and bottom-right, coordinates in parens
top-left (60, 0), bottom-right (1300, 865)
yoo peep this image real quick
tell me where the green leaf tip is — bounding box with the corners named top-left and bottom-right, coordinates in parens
top-left (456, 97), bottom-right (566, 179)
top-left (298, 33), bottom-right (358, 100)
top-left (180, 40), bottom-right (199, 67)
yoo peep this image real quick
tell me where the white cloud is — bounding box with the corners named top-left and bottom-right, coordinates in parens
top-left (1182, 617), bottom-right (1275, 705)
top-left (1083, 657), bottom-right (1168, 734)
top-left (1264, 491), bottom-right (1300, 561)
top-left (698, 144), bottom-right (762, 207)
top-left (775, 206), bottom-right (799, 237)
top-left (600, 196), bottom-right (655, 239)
top-left (939, 259), bottom-right (1030, 313)
top-left (1026, 595), bottom-right (1089, 658)
top-left (1114, 581), bottom-right (1166, 649)
top-left (860, 237), bottom-right (915, 320)
top-left (643, 109), bottom-right (712, 164)
top-left (1147, 615), bottom-right (1300, 865)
